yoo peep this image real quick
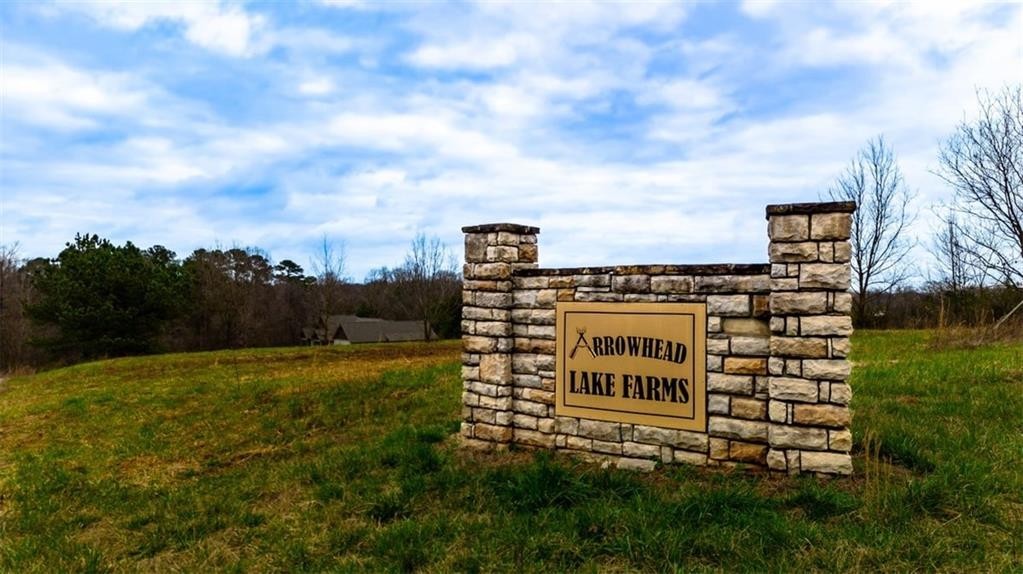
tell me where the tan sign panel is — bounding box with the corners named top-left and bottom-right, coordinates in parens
top-left (556, 302), bottom-right (707, 431)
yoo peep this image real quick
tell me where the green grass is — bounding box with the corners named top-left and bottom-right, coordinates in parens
top-left (0, 332), bottom-right (1020, 572)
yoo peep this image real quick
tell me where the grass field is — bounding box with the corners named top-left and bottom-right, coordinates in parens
top-left (1, 331), bottom-right (1021, 572)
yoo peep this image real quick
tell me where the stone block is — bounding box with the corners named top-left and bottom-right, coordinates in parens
top-left (470, 263), bottom-right (512, 280)
top-left (512, 413), bottom-right (538, 430)
top-left (623, 441), bottom-right (661, 459)
top-left (767, 449), bottom-right (787, 471)
top-left (476, 321), bottom-right (512, 337)
top-left (770, 377), bottom-right (819, 402)
top-left (707, 295), bottom-right (750, 316)
top-left (833, 242), bottom-right (852, 262)
top-left (829, 383), bottom-right (852, 405)
top-left (707, 373), bottom-right (754, 394)
top-left (480, 353), bottom-right (512, 384)
top-left (578, 419), bottom-right (622, 442)
top-left (722, 318), bottom-right (770, 336)
top-left (770, 336), bottom-right (829, 358)
top-left (565, 436), bottom-right (592, 450)
top-left (674, 450), bottom-right (708, 466)
top-left (514, 429), bottom-right (555, 448)
top-left (803, 359), bottom-right (851, 381)
top-left (829, 429), bottom-right (853, 452)
top-left (769, 215), bottom-right (809, 241)
top-left (768, 425), bottom-right (827, 450)
top-left (475, 423), bottom-right (513, 442)
top-left (650, 275), bottom-right (694, 293)
top-left (793, 404), bottom-right (850, 427)
top-left (464, 234), bottom-right (490, 262)
top-left (612, 274), bottom-right (651, 293)
top-left (768, 400), bottom-right (787, 422)
top-left (730, 397), bottom-right (767, 420)
top-left (800, 263), bottom-right (850, 290)
top-left (810, 213), bottom-right (852, 240)
top-left (486, 245), bottom-right (519, 262)
top-left (709, 437), bottom-right (729, 459)
top-left (800, 451), bottom-right (852, 475)
top-left (476, 292), bottom-right (513, 309)
top-left (632, 425), bottom-right (708, 451)
top-left (730, 336), bottom-right (770, 356)
top-left (592, 440), bottom-right (622, 454)
top-left (708, 417), bottom-right (768, 441)
top-left (707, 337), bottom-right (730, 354)
top-left (771, 292), bottom-right (828, 315)
top-left (800, 315), bottom-right (853, 336)
top-left (729, 441), bottom-right (768, 464)
top-left (724, 357), bottom-right (767, 375)
top-left (769, 241), bottom-right (819, 263)
top-left (463, 336), bottom-right (497, 353)
top-left (616, 458), bottom-right (657, 472)
top-left (519, 243), bottom-right (538, 263)
top-left (708, 394), bottom-right (730, 414)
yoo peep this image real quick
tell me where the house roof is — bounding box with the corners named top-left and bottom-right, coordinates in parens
top-left (320, 315), bottom-right (435, 343)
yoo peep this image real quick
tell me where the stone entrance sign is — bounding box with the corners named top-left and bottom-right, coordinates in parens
top-left (459, 202), bottom-right (856, 475)
top-left (556, 302), bottom-right (707, 431)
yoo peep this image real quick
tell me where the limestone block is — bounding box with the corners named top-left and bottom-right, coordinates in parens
top-left (723, 318), bottom-right (770, 336)
top-left (486, 245), bottom-right (519, 263)
top-left (707, 354), bottom-right (723, 372)
top-left (592, 440), bottom-right (622, 455)
top-left (833, 242), bottom-right (852, 263)
top-left (707, 373), bottom-right (754, 394)
top-left (833, 292), bottom-right (853, 314)
top-left (724, 357), bottom-right (767, 375)
top-left (770, 336), bottom-right (828, 358)
top-left (632, 425), bottom-right (708, 451)
top-left (463, 336), bottom-right (497, 353)
top-left (803, 359), bottom-right (851, 381)
top-left (800, 263), bottom-right (851, 290)
top-left (709, 437), bottom-right (729, 459)
top-left (830, 429), bottom-right (853, 452)
top-left (538, 418), bottom-right (555, 434)
top-left (514, 429), bottom-right (555, 448)
top-left (730, 397), bottom-right (767, 420)
top-left (769, 377), bottom-right (819, 402)
top-left (769, 215), bottom-right (810, 241)
top-left (730, 336), bottom-right (770, 356)
top-left (612, 274), bottom-right (651, 293)
top-left (768, 425), bottom-right (827, 450)
top-left (478, 395), bottom-right (512, 411)
top-left (512, 354), bottom-right (538, 374)
top-left (575, 274), bottom-right (611, 287)
top-left (623, 441), bottom-right (661, 459)
top-left (555, 416), bottom-right (579, 435)
top-left (513, 399), bottom-right (549, 417)
top-left (708, 394), bottom-right (730, 414)
top-left (768, 400), bottom-right (787, 422)
top-left (769, 242), bottom-right (819, 263)
top-left (519, 243), bottom-right (538, 263)
top-left (476, 321), bottom-right (512, 337)
top-left (707, 337), bottom-right (730, 354)
top-left (512, 413), bottom-right (538, 430)
top-left (475, 423), bottom-right (513, 442)
top-left (578, 419), bottom-right (622, 442)
top-left (829, 383), bottom-right (852, 405)
top-left (674, 450), bottom-right (709, 466)
top-left (800, 315), bottom-right (853, 336)
top-left (476, 292), bottom-right (513, 309)
top-left (800, 451), bottom-right (852, 475)
top-left (810, 213), bottom-right (852, 240)
top-left (650, 275), bottom-right (694, 293)
top-left (616, 458), bottom-right (657, 472)
top-left (464, 234), bottom-right (490, 262)
top-left (495, 231), bottom-right (521, 246)
top-left (695, 275), bottom-right (770, 293)
top-left (793, 404), bottom-right (850, 427)
top-left (708, 417), bottom-right (768, 441)
top-left (767, 449), bottom-right (788, 471)
top-left (729, 441), bottom-right (768, 464)
top-left (771, 292), bottom-right (828, 315)
top-left (480, 353), bottom-right (512, 384)
top-left (566, 436), bottom-right (592, 450)
top-left (470, 263), bottom-right (512, 280)
top-left (707, 295), bottom-right (750, 316)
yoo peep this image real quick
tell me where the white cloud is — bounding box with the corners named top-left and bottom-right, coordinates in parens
top-left (55, 0), bottom-right (266, 57)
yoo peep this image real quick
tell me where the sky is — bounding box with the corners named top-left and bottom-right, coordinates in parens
top-left (2, 1), bottom-right (1022, 281)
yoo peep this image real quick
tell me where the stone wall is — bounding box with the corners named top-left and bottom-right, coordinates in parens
top-left (460, 202), bottom-right (855, 475)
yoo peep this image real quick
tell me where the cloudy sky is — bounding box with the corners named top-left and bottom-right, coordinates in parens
top-left (2, 1), bottom-right (1021, 280)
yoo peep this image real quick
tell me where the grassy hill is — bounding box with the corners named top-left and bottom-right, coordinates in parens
top-left (1, 332), bottom-right (1020, 572)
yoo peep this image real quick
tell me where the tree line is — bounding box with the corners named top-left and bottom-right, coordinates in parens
top-left (830, 86), bottom-right (1023, 328)
top-left (0, 233), bottom-right (460, 371)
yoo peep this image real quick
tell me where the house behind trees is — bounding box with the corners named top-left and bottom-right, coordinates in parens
top-left (302, 315), bottom-right (436, 345)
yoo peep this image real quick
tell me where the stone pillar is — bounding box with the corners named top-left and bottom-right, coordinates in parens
top-left (460, 223), bottom-right (540, 445)
top-left (765, 201), bottom-right (856, 475)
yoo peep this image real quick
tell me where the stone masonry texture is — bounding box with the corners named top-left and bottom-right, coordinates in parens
top-left (460, 202), bottom-right (855, 476)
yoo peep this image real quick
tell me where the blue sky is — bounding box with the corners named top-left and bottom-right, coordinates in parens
top-left (2, 1), bottom-right (1021, 280)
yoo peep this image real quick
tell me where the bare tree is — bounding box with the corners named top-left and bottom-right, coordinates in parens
top-left (395, 233), bottom-right (459, 340)
top-left (310, 235), bottom-right (349, 334)
top-left (937, 86), bottom-right (1023, 287)
top-left (828, 136), bottom-right (916, 325)
top-left (1, 243), bottom-right (30, 370)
